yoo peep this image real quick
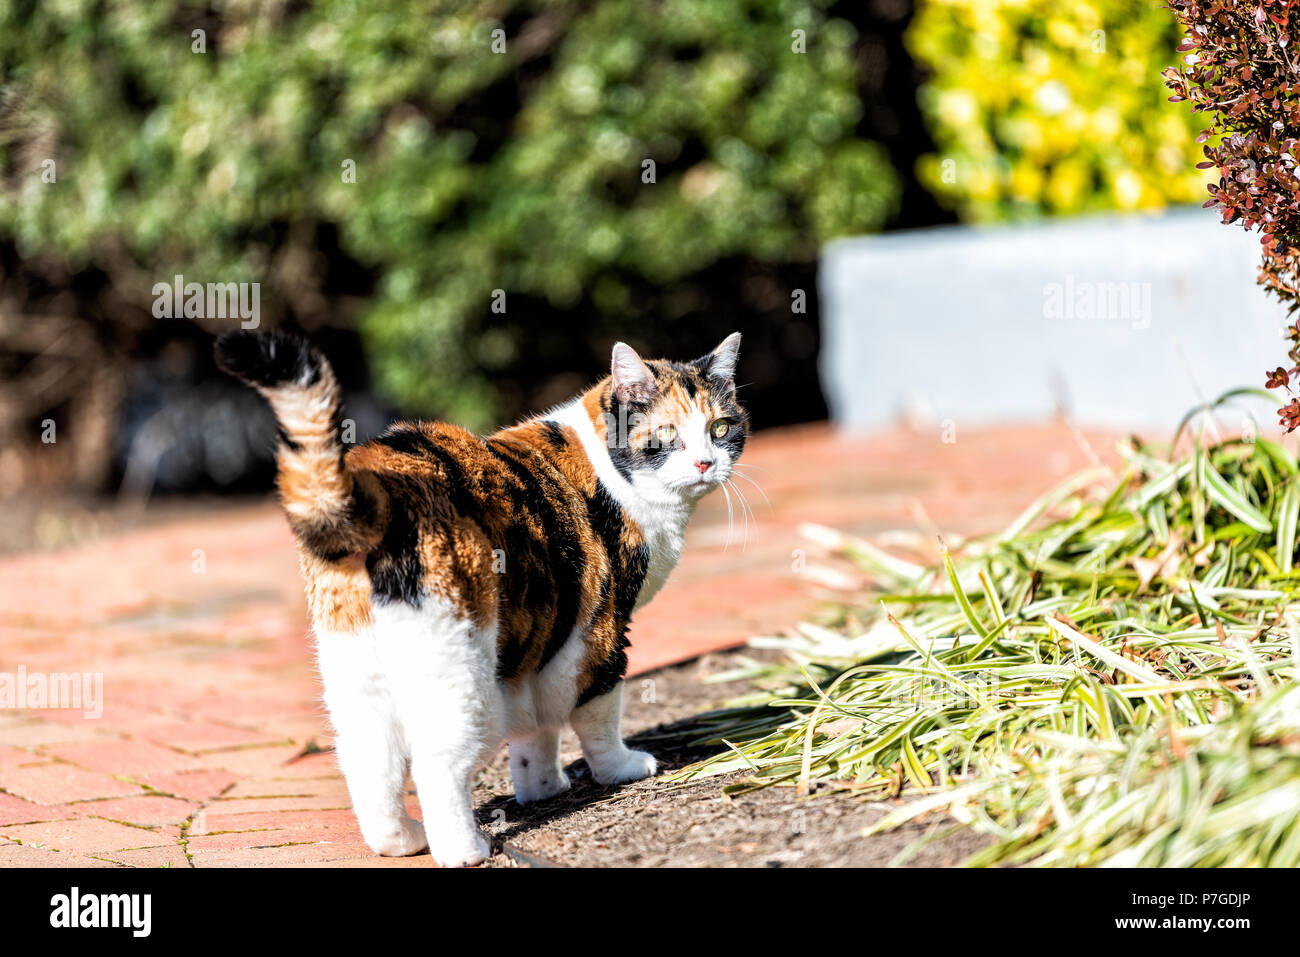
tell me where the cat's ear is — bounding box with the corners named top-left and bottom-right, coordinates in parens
top-left (611, 342), bottom-right (657, 405)
top-left (699, 332), bottom-right (742, 382)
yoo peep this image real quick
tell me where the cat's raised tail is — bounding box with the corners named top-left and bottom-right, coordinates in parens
top-left (215, 330), bottom-right (383, 558)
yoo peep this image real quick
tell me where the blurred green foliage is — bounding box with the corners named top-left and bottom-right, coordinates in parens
top-left (0, 0), bottom-right (897, 429)
top-left (908, 0), bottom-right (1212, 221)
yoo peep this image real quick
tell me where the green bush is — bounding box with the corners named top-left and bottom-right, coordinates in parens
top-left (907, 0), bottom-right (1211, 221)
top-left (0, 0), bottom-right (897, 429)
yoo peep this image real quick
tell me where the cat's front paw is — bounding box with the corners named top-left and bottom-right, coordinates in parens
top-left (428, 829), bottom-right (492, 868)
top-left (514, 766), bottom-right (571, 804)
top-left (367, 816), bottom-right (428, 857)
top-left (590, 748), bottom-right (657, 786)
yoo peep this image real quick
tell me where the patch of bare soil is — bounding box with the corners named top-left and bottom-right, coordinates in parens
top-left (472, 650), bottom-right (990, 867)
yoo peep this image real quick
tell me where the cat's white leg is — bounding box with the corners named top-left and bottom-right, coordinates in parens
top-left (316, 631), bottom-right (426, 857)
top-left (509, 726), bottom-right (571, 803)
top-left (379, 603), bottom-right (501, 867)
top-left (569, 682), bottom-right (657, 786)
top-left (405, 749), bottom-right (489, 867)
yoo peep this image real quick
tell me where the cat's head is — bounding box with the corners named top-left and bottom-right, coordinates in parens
top-left (594, 333), bottom-right (749, 501)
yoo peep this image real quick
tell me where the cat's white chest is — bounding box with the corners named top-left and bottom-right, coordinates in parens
top-left (545, 401), bottom-right (694, 610)
top-left (629, 504), bottom-right (690, 610)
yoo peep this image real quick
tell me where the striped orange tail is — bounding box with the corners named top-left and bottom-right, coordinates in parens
top-left (215, 331), bottom-right (383, 559)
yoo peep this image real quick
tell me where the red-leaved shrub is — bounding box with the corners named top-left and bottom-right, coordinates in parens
top-left (1164, 0), bottom-right (1300, 429)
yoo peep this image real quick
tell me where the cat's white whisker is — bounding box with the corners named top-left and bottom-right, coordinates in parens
top-left (719, 479), bottom-right (736, 552)
top-left (726, 478), bottom-right (756, 549)
top-left (729, 467), bottom-right (771, 509)
top-left (724, 478), bottom-right (744, 548)
top-left (733, 478), bottom-right (759, 546)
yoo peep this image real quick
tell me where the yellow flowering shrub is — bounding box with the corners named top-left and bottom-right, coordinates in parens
top-left (908, 0), bottom-right (1212, 221)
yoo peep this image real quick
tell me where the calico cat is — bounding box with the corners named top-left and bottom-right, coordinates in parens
top-left (215, 329), bottom-right (747, 866)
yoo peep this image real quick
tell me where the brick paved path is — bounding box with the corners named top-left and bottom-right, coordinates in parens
top-left (0, 423), bottom-right (1115, 866)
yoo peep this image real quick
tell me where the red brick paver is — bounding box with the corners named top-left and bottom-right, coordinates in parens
top-left (0, 423), bottom-right (1123, 866)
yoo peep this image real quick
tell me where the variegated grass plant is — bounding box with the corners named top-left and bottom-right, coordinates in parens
top-left (669, 391), bottom-right (1300, 866)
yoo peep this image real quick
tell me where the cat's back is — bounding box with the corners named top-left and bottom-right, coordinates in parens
top-left (345, 418), bottom-right (596, 518)
top-left (337, 418), bottom-right (637, 686)
top-left (347, 420), bottom-right (492, 484)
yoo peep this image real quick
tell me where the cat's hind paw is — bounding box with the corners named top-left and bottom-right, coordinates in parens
top-left (367, 816), bottom-right (428, 857)
top-left (428, 829), bottom-right (491, 868)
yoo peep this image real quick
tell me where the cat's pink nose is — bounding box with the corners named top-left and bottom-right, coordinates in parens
top-left (694, 460), bottom-right (713, 474)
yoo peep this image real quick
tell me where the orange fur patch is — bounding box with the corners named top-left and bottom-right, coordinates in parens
top-left (300, 549), bottom-right (373, 632)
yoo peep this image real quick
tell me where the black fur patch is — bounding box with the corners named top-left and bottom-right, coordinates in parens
top-left (577, 481), bottom-right (649, 705)
top-left (484, 439), bottom-right (586, 679)
top-left (641, 435), bottom-right (676, 471)
top-left (602, 389), bottom-right (644, 481)
top-left (214, 330), bottom-right (322, 389)
top-left (374, 428), bottom-right (439, 457)
top-left (366, 477), bottom-right (426, 607)
top-left (540, 420), bottom-right (569, 450)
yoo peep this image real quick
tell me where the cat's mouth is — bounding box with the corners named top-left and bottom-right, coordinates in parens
top-left (684, 477), bottom-right (720, 495)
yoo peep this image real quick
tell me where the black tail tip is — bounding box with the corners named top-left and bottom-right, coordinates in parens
top-left (214, 330), bottom-right (322, 388)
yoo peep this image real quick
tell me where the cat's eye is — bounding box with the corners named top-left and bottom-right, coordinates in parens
top-left (655, 424), bottom-right (677, 445)
top-left (710, 418), bottom-right (732, 440)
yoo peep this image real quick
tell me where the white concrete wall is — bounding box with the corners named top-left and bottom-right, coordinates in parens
top-left (819, 208), bottom-right (1289, 432)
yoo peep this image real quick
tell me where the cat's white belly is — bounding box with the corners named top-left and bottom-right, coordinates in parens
top-left (316, 600), bottom-right (506, 760)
